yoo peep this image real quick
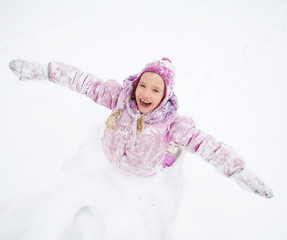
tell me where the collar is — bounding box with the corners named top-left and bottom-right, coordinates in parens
top-left (125, 93), bottom-right (178, 125)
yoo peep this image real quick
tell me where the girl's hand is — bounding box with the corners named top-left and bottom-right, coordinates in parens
top-left (9, 59), bottom-right (48, 81)
top-left (232, 168), bottom-right (274, 199)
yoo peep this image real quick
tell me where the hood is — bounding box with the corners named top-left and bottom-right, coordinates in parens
top-left (122, 58), bottom-right (178, 124)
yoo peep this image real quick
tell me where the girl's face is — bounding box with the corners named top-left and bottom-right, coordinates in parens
top-left (135, 72), bottom-right (165, 114)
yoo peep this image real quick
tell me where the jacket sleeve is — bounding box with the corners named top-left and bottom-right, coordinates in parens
top-left (48, 61), bottom-right (122, 110)
top-left (167, 115), bottom-right (245, 177)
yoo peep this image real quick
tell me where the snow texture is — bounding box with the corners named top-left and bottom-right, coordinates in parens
top-left (1, 0), bottom-right (287, 240)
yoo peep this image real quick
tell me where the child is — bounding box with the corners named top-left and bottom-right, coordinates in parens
top-left (9, 57), bottom-right (273, 199)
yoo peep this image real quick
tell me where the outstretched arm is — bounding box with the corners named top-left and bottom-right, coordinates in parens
top-left (9, 59), bottom-right (122, 110)
top-left (168, 115), bottom-right (273, 198)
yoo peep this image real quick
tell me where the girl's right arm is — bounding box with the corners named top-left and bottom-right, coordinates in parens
top-left (9, 59), bottom-right (122, 110)
top-left (168, 115), bottom-right (273, 199)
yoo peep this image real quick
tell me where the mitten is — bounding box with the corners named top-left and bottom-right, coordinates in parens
top-left (162, 142), bottom-right (182, 168)
top-left (9, 59), bottom-right (48, 81)
top-left (232, 168), bottom-right (273, 199)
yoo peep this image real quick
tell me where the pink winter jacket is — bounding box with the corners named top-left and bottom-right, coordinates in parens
top-left (48, 61), bottom-right (245, 177)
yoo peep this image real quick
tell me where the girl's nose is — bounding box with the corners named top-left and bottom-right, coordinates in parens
top-left (141, 88), bottom-right (150, 98)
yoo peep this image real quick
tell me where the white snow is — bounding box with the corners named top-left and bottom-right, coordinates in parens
top-left (1, 0), bottom-right (287, 239)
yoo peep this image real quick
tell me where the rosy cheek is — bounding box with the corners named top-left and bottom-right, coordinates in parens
top-left (135, 89), bottom-right (140, 99)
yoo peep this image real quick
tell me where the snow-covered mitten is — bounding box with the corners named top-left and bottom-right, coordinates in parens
top-left (162, 154), bottom-right (176, 168)
top-left (9, 59), bottom-right (48, 81)
top-left (232, 168), bottom-right (273, 199)
top-left (163, 142), bottom-right (182, 168)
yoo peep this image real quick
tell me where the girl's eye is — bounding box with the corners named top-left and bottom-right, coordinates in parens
top-left (153, 89), bottom-right (159, 93)
top-left (139, 84), bottom-right (145, 88)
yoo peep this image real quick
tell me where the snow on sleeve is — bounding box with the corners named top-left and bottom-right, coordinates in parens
top-left (48, 61), bottom-right (122, 110)
top-left (168, 115), bottom-right (245, 177)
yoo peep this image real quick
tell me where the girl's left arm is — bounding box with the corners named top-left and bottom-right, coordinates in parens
top-left (47, 61), bottom-right (122, 110)
top-left (168, 115), bottom-right (273, 199)
top-left (9, 59), bottom-right (122, 110)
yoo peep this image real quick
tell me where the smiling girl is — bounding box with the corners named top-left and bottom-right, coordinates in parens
top-left (136, 72), bottom-right (165, 114)
top-left (9, 57), bottom-right (273, 198)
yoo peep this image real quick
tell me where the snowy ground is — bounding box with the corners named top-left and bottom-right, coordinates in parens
top-left (1, 0), bottom-right (287, 239)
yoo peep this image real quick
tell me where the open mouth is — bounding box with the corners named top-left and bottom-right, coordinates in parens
top-left (139, 99), bottom-right (152, 108)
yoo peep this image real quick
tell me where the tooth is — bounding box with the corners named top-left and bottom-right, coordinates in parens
top-left (141, 99), bottom-right (150, 104)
